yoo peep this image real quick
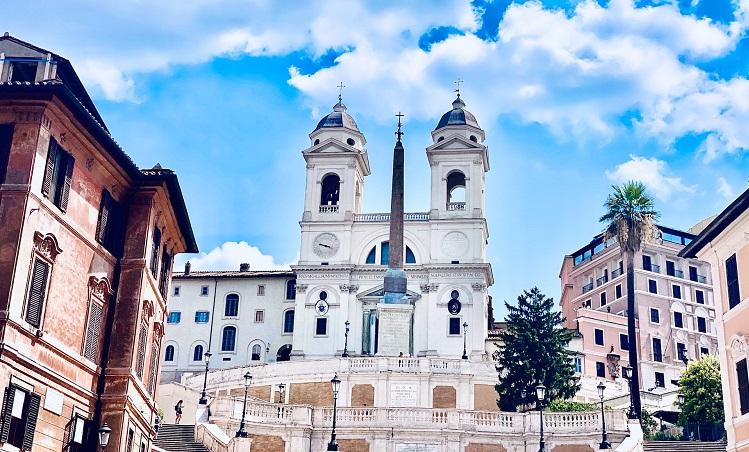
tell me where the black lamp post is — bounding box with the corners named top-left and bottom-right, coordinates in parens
top-left (277, 383), bottom-right (286, 404)
top-left (597, 382), bottom-right (611, 449)
top-left (328, 374), bottom-right (341, 451)
top-left (623, 366), bottom-right (636, 419)
top-left (235, 371), bottom-right (252, 438)
top-left (266, 343), bottom-right (270, 363)
top-left (342, 320), bottom-right (350, 358)
top-left (536, 384), bottom-right (546, 452)
top-left (199, 351), bottom-right (212, 405)
top-left (462, 322), bottom-right (468, 360)
top-left (98, 423), bottom-right (111, 450)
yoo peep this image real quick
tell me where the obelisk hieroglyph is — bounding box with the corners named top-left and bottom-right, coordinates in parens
top-left (377, 113), bottom-right (414, 356)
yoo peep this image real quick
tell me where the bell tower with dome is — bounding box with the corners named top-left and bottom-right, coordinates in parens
top-left (427, 93), bottom-right (489, 221)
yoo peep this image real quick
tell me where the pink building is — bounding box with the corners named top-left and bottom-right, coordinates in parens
top-left (560, 226), bottom-right (718, 399)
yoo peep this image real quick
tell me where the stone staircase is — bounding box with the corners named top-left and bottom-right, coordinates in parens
top-left (643, 441), bottom-right (726, 452)
top-left (154, 424), bottom-right (209, 452)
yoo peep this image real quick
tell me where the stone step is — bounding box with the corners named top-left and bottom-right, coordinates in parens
top-left (643, 441), bottom-right (726, 452)
top-left (154, 424), bottom-right (209, 452)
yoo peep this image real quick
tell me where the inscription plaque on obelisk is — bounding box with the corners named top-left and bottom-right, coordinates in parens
top-left (377, 113), bottom-right (414, 356)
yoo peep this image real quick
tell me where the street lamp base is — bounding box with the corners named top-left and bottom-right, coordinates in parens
top-left (341, 352), bottom-right (349, 358)
top-left (599, 441), bottom-right (611, 449)
top-left (538, 440), bottom-right (545, 452)
top-left (235, 430), bottom-right (248, 438)
top-left (198, 398), bottom-right (207, 405)
top-left (327, 441), bottom-right (339, 451)
top-left (461, 354), bottom-right (468, 360)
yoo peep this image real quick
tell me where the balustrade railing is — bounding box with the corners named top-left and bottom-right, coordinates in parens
top-left (447, 202), bottom-right (466, 211)
top-left (582, 282), bottom-right (594, 294)
top-left (319, 205), bottom-right (339, 213)
top-left (353, 212), bottom-right (430, 222)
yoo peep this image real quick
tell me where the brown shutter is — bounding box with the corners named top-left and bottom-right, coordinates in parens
top-left (148, 342), bottom-right (160, 395)
top-left (95, 190), bottom-right (111, 245)
top-left (58, 152), bottom-right (74, 212)
top-left (136, 323), bottom-right (147, 379)
top-left (21, 391), bottom-right (41, 450)
top-left (61, 416), bottom-right (74, 451)
top-left (83, 302), bottom-right (103, 363)
top-left (41, 138), bottom-right (58, 197)
top-left (25, 259), bottom-right (50, 328)
top-left (0, 385), bottom-right (15, 443)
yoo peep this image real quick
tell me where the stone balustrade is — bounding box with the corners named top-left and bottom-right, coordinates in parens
top-left (353, 212), bottom-right (430, 222)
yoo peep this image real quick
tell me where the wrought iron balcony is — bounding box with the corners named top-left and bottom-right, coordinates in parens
top-left (611, 268), bottom-right (623, 278)
top-left (596, 275), bottom-right (609, 287)
top-left (582, 282), bottom-right (594, 294)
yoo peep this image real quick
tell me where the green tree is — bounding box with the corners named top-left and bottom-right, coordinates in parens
top-left (494, 287), bottom-right (578, 411)
top-left (677, 355), bottom-right (724, 425)
top-left (600, 181), bottom-right (659, 419)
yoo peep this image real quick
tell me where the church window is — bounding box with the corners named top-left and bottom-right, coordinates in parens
top-left (283, 310), bottom-right (295, 334)
top-left (405, 246), bottom-right (416, 264)
top-left (446, 171), bottom-right (466, 206)
top-left (365, 247), bottom-right (376, 264)
top-left (315, 317), bottom-right (328, 336)
top-left (164, 345), bottom-right (175, 362)
top-left (193, 344), bottom-right (203, 362)
top-left (314, 138), bottom-right (320, 145)
top-left (286, 280), bottom-right (296, 300)
top-left (319, 290), bottom-right (328, 301)
top-left (251, 344), bottom-right (262, 361)
top-left (437, 136), bottom-right (444, 142)
top-left (469, 135), bottom-right (477, 142)
top-left (221, 326), bottom-right (236, 351)
top-left (320, 174), bottom-right (340, 206)
top-left (381, 241), bottom-right (390, 265)
top-left (225, 294), bottom-right (239, 317)
top-left (448, 317), bottom-right (461, 336)
top-left (346, 138), bottom-right (355, 146)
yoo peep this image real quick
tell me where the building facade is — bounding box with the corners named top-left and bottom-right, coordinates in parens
top-left (681, 187), bottom-right (749, 452)
top-left (559, 226), bottom-right (717, 401)
top-left (0, 34), bottom-right (197, 451)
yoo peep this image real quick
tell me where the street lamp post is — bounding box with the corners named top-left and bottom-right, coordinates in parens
top-left (98, 423), bottom-right (111, 450)
top-left (199, 351), bottom-right (212, 405)
top-left (235, 371), bottom-right (252, 438)
top-left (277, 383), bottom-right (286, 404)
top-left (328, 374), bottom-right (341, 451)
top-left (342, 321), bottom-right (350, 358)
top-left (536, 384), bottom-right (546, 452)
top-left (597, 382), bottom-right (611, 449)
top-left (462, 322), bottom-right (468, 360)
top-left (623, 366), bottom-right (636, 419)
top-left (520, 389), bottom-right (527, 413)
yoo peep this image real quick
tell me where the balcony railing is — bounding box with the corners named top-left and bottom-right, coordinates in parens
top-left (673, 269), bottom-right (684, 278)
top-left (692, 274), bottom-right (707, 284)
top-left (644, 264), bottom-right (660, 274)
top-left (353, 212), bottom-right (430, 222)
top-left (447, 202), bottom-right (466, 211)
top-left (596, 275), bottom-right (609, 287)
top-left (582, 282), bottom-right (594, 294)
top-left (611, 268), bottom-right (623, 278)
top-left (319, 205), bottom-right (339, 213)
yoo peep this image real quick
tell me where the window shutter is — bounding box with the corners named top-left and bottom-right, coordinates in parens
top-left (41, 138), bottom-right (58, 197)
top-left (95, 190), bottom-right (111, 245)
top-left (727, 254), bottom-right (741, 309)
top-left (0, 385), bottom-right (16, 443)
top-left (150, 228), bottom-right (161, 278)
top-left (738, 359), bottom-right (749, 415)
top-left (148, 343), bottom-right (160, 395)
top-left (136, 323), bottom-right (147, 379)
top-left (26, 259), bottom-right (50, 328)
top-left (61, 416), bottom-right (74, 451)
top-left (58, 153), bottom-right (74, 212)
top-left (83, 302), bottom-right (103, 363)
top-left (21, 392), bottom-right (41, 450)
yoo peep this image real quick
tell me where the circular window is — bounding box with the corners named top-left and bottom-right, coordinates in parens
top-left (450, 290), bottom-right (459, 300)
top-left (469, 135), bottom-right (477, 142)
top-left (319, 290), bottom-right (328, 300)
top-left (346, 138), bottom-right (355, 146)
top-left (437, 136), bottom-right (445, 142)
top-left (314, 139), bottom-right (320, 145)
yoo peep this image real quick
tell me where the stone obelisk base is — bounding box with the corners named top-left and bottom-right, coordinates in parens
top-left (376, 303), bottom-right (413, 356)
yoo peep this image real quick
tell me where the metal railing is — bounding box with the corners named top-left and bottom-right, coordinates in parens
top-left (582, 282), bottom-right (594, 294)
top-left (319, 205), bottom-right (339, 213)
top-left (596, 275), bottom-right (609, 286)
top-left (612, 268), bottom-right (623, 278)
top-left (645, 264), bottom-right (661, 274)
top-left (447, 202), bottom-right (466, 211)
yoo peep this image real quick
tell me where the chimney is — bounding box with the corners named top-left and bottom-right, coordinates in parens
top-left (239, 263), bottom-right (250, 272)
top-left (184, 261), bottom-right (191, 275)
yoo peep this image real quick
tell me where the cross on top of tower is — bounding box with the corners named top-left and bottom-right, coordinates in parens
top-left (454, 78), bottom-right (463, 97)
top-left (337, 82), bottom-right (346, 102)
top-left (395, 112), bottom-right (404, 141)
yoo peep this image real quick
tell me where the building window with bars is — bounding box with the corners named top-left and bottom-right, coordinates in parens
top-left (257, 285), bottom-right (265, 296)
top-left (41, 138), bottom-right (75, 212)
top-left (254, 310), bottom-right (264, 323)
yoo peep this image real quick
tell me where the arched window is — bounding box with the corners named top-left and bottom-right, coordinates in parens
top-left (283, 310), bottom-right (295, 334)
top-left (164, 345), bottom-right (175, 362)
top-left (377, 241), bottom-right (416, 265)
top-left (251, 344), bottom-right (262, 361)
top-left (225, 294), bottom-right (239, 317)
top-left (447, 171), bottom-right (466, 206)
top-left (314, 138), bottom-right (320, 145)
top-left (277, 344), bottom-right (292, 362)
top-left (221, 326), bottom-right (236, 351)
top-left (365, 247), bottom-right (376, 264)
top-left (469, 135), bottom-right (477, 142)
top-left (193, 344), bottom-right (204, 362)
top-left (286, 280), bottom-right (296, 300)
top-left (320, 174), bottom-right (340, 206)
top-left (405, 246), bottom-right (416, 264)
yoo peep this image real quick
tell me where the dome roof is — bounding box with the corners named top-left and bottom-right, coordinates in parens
top-left (314, 99), bottom-right (360, 132)
top-left (434, 95), bottom-right (480, 130)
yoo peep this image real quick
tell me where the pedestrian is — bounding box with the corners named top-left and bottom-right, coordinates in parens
top-left (174, 400), bottom-right (183, 424)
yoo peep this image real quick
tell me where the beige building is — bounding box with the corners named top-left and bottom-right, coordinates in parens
top-left (681, 187), bottom-right (749, 452)
top-left (560, 226), bottom-right (717, 402)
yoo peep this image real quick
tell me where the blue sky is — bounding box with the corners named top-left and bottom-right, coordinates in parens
top-left (6, 0), bottom-right (749, 318)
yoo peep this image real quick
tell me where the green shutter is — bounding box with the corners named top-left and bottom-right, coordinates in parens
top-left (25, 259), bottom-right (50, 328)
top-left (41, 138), bottom-right (58, 197)
top-left (21, 391), bottom-right (41, 450)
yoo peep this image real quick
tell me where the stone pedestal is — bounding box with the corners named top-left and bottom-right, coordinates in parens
top-left (376, 303), bottom-right (413, 356)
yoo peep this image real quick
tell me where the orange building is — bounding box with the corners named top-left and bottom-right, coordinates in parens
top-left (681, 188), bottom-right (749, 452)
top-left (0, 34), bottom-right (197, 450)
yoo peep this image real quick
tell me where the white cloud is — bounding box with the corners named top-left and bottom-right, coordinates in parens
top-left (175, 241), bottom-right (296, 272)
top-left (718, 177), bottom-right (735, 200)
top-left (605, 155), bottom-right (695, 200)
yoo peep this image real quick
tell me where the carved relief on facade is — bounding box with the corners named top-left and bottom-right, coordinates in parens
top-left (153, 321), bottom-right (165, 340)
top-left (606, 349), bottom-right (621, 379)
top-left (15, 109), bottom-right (52, 129)
top-left (142, 299), bottom-right (155, 321)
top-left (88, 275), bottom-right (112, 300)
top-left (296, 284), bottom-right (309, 294)
top-left (730, 335), bottom-right (748, 357)
top-left (471, 283), bottom-right (487, 292)
top-left (33, 231), bottom-right (62, 262)
top-left (339, 284), bottom-right (359, 293)
top-left (420, 283), bottom-right (439, 293)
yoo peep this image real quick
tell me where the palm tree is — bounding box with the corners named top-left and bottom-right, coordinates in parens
top-left (599, 181), bottom-right (659, 420)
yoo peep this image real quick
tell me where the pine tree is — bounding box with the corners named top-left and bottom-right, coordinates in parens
top-left (494, 287), bottom-right (579, 411)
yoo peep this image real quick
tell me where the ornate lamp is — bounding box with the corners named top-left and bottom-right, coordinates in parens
top-left (98, 423), bottom-right (111, 449)
top-left (597, 382), bottom-right (611, 449)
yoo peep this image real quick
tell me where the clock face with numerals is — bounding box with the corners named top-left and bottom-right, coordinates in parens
top-left (312, 233), bottom-right (340, 258)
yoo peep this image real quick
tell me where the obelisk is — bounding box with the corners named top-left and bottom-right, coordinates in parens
top-left (377, 113), bottom-right (413, 356)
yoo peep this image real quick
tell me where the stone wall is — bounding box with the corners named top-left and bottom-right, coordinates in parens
top-left (289, 382), bottom-right (333, 406)
top-left (230, 385), bottom-right (271, 402)
top-left (351, 384), bottom-right (374, 407)
top-left (339, 438), bottom-right (370, 452)
top-left (552, 446), bottom-right (594, 452)
top-left (250, 434), bottom-right (285, 452)
top-left (465, 444), bottom-right (507, 452)
top-left (474, 384), bottom-right (499, 411)
top-left (433, 385), bottom-right (456, 409)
